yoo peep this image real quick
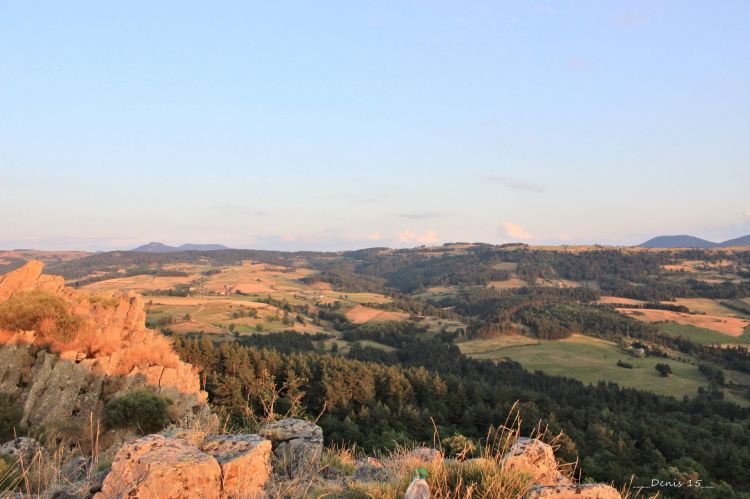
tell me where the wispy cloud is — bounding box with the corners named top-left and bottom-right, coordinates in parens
top-left (397, 211), bottom-right (442, 220)
top-left (501, 221), bottom-right (535, 241)
top-left (484, 176), bottom-right (544, 193)
top-left (744, 211), bottom-right (750, 220)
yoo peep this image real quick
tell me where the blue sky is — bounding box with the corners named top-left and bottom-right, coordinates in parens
top-left (1, 1), bottom-right (749, 251)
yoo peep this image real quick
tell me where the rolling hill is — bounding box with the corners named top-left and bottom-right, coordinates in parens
top-left (131, 242), bottom-right (231, 252)
top-left (638, 235), bottom-right (716, 248)
top-left (639, 234), bottom-right (750, 248)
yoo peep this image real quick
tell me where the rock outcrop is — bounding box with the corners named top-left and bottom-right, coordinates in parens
top-left (1, 420), bottom-right (621, 499)
top-left (0, 436), bottom-right (40, 461)
top-left (0, 260), bottom-right (64, 302)
top-left (259, 418), bottom-right (324, 476)
top-left (200, 434), bottom-right (272, 499)
top-left (95, 433), bottom-right (272, 499)
top-left (526, 483), bottom-right (622, 499)
top-left (95, 435), bottom-right (223, 499)
top-left (504, 437), bottom-right (570, 487)
top-left (0, 262), bottom-right (208, 428)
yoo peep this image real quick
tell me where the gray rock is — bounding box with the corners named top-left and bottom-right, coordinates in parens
top-left (60, 456), bottom-right (90, 483)
top-left (352, 457), bottom-right (389, 482)
top-left (0, 436), bottom-right (40, 462)
top-left (259, 418), bottom-right (323, 477)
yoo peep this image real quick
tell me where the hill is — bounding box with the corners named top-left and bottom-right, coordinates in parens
top-left (638, 233), bottom-right (750, 248)
top-left (718, 234), bottom-right (750, 247)
top-left (131, 242), bottom-right (231, 252)
top-left (638, 235), bottom-right (717, 248)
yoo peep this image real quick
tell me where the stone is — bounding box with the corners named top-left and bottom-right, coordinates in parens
top-left (526, 483), bottom-right (622, 499)
top-left (404, 477), bottom-right (431, 499)
top-left (503, 437), bottom-right (560, 486)
top-left (200, 434), bottom-right (272, 499)
top-left (406, 447), bottom-right (443, 465)
top-left (259, 418), bottom-right (323, 477)
top-left (60, 456), bottom-right (90, 483)
top-left (0, 437), bottom-right (40, 462)
top-left (352, 457), bottom-right (389, 482)
top-left (94, 434), bottom-right (222, 499)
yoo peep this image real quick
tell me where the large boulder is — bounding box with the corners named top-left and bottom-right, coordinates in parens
top-left (526, 483), bottom-right (621, 498)
top-left (0, 260), bottom-right (64, 303)
top-left (200, 434), bottom-right (272, 499)
top-left (259, 418), bottom-right (323, 477)
top-left (94, 434), bottom-right (222, 499)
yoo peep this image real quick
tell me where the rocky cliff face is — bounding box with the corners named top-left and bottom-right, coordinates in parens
top-left (0, 262), bottom-right (207, 429)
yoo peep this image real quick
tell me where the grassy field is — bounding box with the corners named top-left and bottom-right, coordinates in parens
top-left (459, 333), bottom-right (748, 402)
top-left (674, 298), bottom-right (749, 318)
top-left (658, 322), bottom-right (750, 345)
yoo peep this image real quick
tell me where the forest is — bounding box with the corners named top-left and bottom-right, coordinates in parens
top-left (175, 330), bottom-right (750, 497)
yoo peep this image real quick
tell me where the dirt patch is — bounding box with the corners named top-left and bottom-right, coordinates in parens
top-left (345, 304), bottom-right (406, 324)
top-left (598, 296), bottom-right (646, 306)
top-left (618, 308), bottom-right (750, 337)
top-left (169, 320), bottom-right (227, 334)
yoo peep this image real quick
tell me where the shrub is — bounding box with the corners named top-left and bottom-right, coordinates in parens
top-left (655, 363), bottom-right (672, 377)
top-left (0, 394), bottom-right (24, 442)
top-left (442, 433), bottom-right (477, 459)
top-left (104, 390), bottom-right (172, 434)
top-left (0, 290), bottom-right (84, 343)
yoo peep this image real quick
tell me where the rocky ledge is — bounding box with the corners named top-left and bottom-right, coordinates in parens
top-left (0, 262), bottom-right (208, 427)
top-left (8, 418), bottom-right (621, 499)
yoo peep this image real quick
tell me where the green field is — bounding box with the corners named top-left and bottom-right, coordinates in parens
top-left (658, 322), bottom-right (750, 345)
top-left (459, 333), bottom-right (748, 404)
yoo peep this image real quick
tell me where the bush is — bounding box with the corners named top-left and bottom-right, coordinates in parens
top-left (104, 390), bottom-right (172, 434)
top-left (0, 290), bottom-right (85, 343)
top-left (0, 394), bottom-right (24, 442)
top-left (655, 363), bottom-right (672, 377)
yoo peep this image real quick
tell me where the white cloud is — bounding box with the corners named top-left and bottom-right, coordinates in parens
top-left (502, 222), bottom-right (535, 241)
top-left (744, 211), bottom-right (750, 220)
top-left (399, 229), bottom-right (439, 245)
top-left (367, 232), bottom-right (382, 241)
top-left (416, 230), bottom-right (439, 244)
top-left (399, 230), bottom-right (417, 242)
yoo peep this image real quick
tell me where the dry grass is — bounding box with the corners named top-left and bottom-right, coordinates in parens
top-left (345, 305), bottom-right (406, 324)
top-left (618, 308), bottom-right (750, 337)
top-left (266, 408), bottom-right (595, 499)
top-left (0, 289), bottom-right (183, 375)
top-left (0, 416), bottom-right (107, 499)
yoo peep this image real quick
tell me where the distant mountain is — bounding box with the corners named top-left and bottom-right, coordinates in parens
top-left (638, 235), bottom-right (717, 248)
top-left (638, 234), bottom-right (750, 248)
top-left (717, 234), bottom-right (750, 247)
top-left (131, 242), bottom-right (230, 253)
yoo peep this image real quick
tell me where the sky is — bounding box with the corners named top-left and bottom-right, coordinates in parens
top-left (1, 1), bottom-right (749, 251)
